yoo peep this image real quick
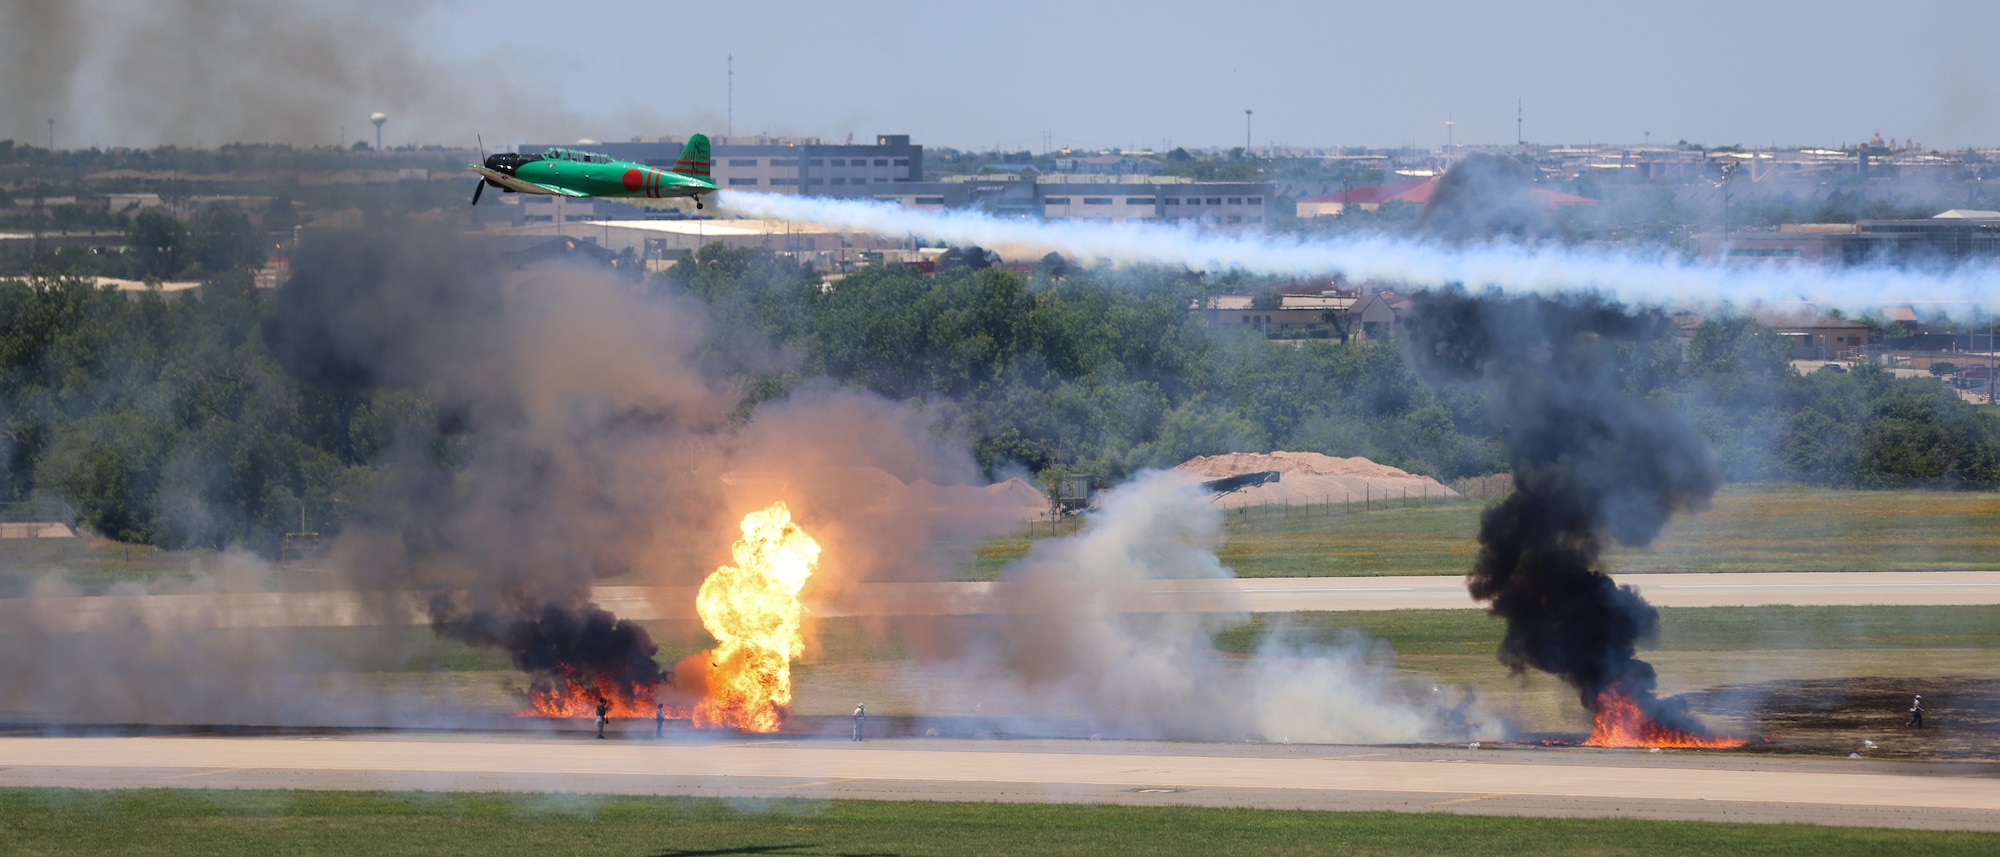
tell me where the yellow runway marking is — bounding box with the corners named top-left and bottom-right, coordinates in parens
top-left (1430, 792), bottom-right (1512, 807)
top-left (162, 767), bottom-right (259, 780)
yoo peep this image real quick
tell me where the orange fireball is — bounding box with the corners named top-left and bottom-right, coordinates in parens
top-left (693, 501), bottom-right (820, 732)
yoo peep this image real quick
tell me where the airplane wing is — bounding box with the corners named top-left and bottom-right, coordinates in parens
top-left (469, 165), bottom-right (590, 197)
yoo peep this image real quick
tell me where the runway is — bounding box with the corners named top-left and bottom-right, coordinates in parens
top-left (2, 733), bottom-right (1996, 830)
top-left (7, 571), bottom-right (1998, 630)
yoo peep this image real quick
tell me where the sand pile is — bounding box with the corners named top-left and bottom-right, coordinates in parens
top-left (981, 477), bottom-right (1052, 521)
top-left (1174, 451), bottom-right (1459, 509)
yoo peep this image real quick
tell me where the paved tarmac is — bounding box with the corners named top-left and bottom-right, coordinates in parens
top-left (2, 733), bottom-right (1996, 830)
top-left (7, 572), bottom-right (1998, 630)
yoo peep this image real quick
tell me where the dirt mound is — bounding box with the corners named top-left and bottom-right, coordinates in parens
top-left (1174, 452), bottom-right (1458, 509)
top-left (981, 477), bottom-right (1050, 521)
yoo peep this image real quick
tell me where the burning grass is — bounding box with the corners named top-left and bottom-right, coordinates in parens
top-left (1577, 687), bottom-right (1746, 748)
top-left (1211, 607), bottom-right (2000, 754)
top-left (4, 789), bottom-right (1997, 856)
top-left (1678, 676), bottom-right (2000, 761)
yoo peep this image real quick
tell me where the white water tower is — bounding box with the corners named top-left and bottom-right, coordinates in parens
top-left (369, 112), bottom-right (387, 150)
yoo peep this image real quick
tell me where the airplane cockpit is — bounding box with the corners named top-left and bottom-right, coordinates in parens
top-left (541, 148), bottom-right (614, 164)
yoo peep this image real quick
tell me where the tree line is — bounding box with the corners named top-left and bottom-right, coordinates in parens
top-left (2, 245), bottom-right (1996, 553)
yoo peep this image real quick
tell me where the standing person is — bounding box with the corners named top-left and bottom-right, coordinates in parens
top-left (596, 697), bottom-right (611, 739)
top-left (1906, 694), bottom-right (1925, 728)
top-left (852, 703), bottom-right (866, 741)
top-left (654, 703), bottom-right (666, 739)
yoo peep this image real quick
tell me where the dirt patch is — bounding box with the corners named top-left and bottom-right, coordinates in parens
top-left (1175, 452), bottom-right (1458, 510)
top-left (1679, 676), bottom-right (2000, 761)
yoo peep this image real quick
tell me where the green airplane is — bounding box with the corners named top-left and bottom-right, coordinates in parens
top-left (469, 134), bottom-right (715, 209)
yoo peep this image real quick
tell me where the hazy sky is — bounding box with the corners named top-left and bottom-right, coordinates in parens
top-left (7, 0), bottom-right (1996, 152)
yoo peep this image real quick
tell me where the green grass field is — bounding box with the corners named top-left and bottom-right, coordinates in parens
top-left (968, 484), bottom-right (2000, 579)
top-left (1215, 605), bottom-right (2000, 657)
top-left (113, 605), bottom-right (1998, 728)
top-left (10, 485), bottom-right (2000, 590)
top-left (2, 789), bottom-right (1993, 857)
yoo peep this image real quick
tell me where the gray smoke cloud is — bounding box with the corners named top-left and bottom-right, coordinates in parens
top-left (2, 226), bottom-right (1030, 727)
top-left (1417, 152), bottom-right (1568, 244)
top-left (953, 470), bottom-right (1501, 743)
top-left (0, 0), bottom-right (635, 147)
top-left (0, 1), bottom-right (87, 145)
top-left (0, 553), bottom-right (462, 727)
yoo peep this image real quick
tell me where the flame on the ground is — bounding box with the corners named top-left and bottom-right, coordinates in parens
top-left (524, 665), bottom-right (675, 719)
top-left (692, 501), bottom-right (820, 732)
top-left (1583, 688), bottom-right (1747, 749)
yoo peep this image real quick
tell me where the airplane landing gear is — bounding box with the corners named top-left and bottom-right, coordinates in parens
top-left (695, 202), bottom-right (703, 210)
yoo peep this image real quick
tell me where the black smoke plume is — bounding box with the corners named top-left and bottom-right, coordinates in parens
top-left (262, 226), bottom-right (501, 392)
top-left (430, 594), bottom-right (667, 710)
top-left (1404, 290), bottom-right (1720, 728)
top-left (263, 227), bottom-right (726, 712)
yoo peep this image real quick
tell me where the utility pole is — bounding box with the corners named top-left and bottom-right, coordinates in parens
top-left (1715, 160), bottom-right (1739, 250)
top-left (47, 118), bottom-right (54, 151)
top-left (1516, 98), bottom-right (1523, 146)
top-left (727, 55), bottom-right (734, 141)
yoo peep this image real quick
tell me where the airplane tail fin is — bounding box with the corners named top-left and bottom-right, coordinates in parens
top-left (671, 134), bottom-right (712, 183)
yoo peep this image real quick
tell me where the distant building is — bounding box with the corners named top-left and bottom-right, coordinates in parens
top-left (1201, 278), bottom-right (1357, 337)
top-left (466, 217), bottom-right (907, 274)
top-left (1295, 178), bottom-right (1434, 218)
top-left (1751, 308), bottom-right (1871, 360)
top-left (1295, 177), bottom-right (1595, 218)
top-left (1355, 290), bottom-right (1411, 340)
top-left (1034, 177), bottom-right (1271, 226)
top-left (1051, 154), bottom-right (1164, 176)
top-left (1697, 210), bottom-right (2000, 266)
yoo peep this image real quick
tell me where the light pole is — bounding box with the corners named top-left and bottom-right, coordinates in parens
top-left (1714, 160), bottom-right (1740, 252)
top-left (1244, 109), bottom-right (1253, 153)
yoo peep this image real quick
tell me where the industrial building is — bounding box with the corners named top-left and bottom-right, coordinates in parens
top-left (1698, 210), bottom-right (2000, 266)
top-left (1200, 279), bottom-right (1358, 338)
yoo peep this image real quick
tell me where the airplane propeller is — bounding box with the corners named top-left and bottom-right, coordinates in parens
top-left (470, 133), bottom-right (489, 205)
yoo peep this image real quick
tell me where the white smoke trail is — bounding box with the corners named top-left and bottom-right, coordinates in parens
top-left (717, 192), bottom-right (1998, 314)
